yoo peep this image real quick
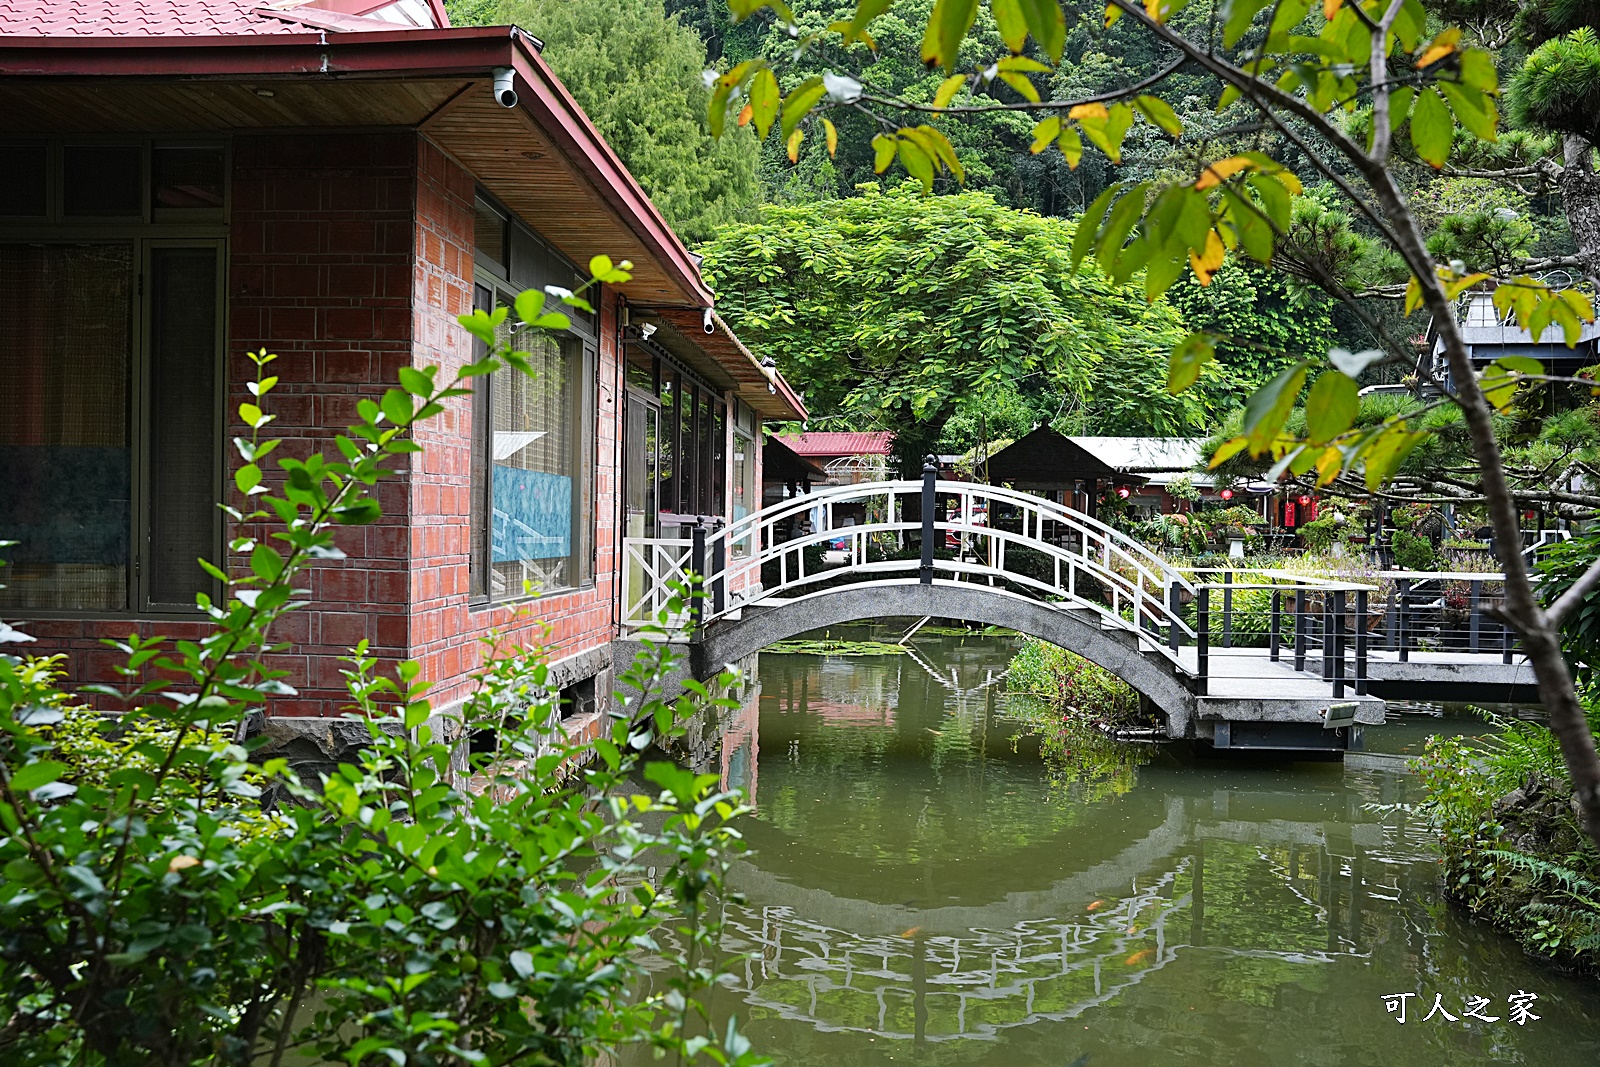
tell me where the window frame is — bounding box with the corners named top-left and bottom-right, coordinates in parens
top-left (468, 190), bottom-right (600, 607)
top-left (0, 137), bottom-right (230, 619)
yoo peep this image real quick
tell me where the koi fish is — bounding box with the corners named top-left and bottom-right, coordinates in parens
top-left (1085, 900), bottom-right (1104, 912)
top-left (1125, 948), bottom-right (1155, 966)
top-left (900, 926), bottom-right (922, 939)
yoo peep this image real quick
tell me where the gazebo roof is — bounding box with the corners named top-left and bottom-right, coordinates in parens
top-left (983, 427), bottom-right (1118, 487)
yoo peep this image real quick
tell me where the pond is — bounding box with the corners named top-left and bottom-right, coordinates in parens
top-left (666, 625), bottom-right (1600, 1066)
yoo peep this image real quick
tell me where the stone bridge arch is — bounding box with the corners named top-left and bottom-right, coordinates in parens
top-left (691, 581), bottom-right (1197, 737)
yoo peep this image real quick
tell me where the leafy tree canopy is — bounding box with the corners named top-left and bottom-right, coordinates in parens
top-left (697, 183), bottom-right (1205, 467)
top-left (450, 0), bottom-right (764, 244)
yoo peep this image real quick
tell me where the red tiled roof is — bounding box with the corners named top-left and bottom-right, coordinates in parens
top-left (0, 0), bottom-right (418, 36)
top-left (778, 432), bottom-right (895, 457)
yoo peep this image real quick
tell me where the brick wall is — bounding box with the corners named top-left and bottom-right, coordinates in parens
top-left (228, 132), bottom-right (417, 716)
top-left (407, 138), bottom-right (621, 713)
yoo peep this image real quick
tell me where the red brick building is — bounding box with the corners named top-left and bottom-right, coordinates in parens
top-left (0, 1), bottom-right (805, 732)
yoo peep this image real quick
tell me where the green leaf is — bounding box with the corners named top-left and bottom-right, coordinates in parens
top-left (1438, 81), bottom-right (1498, 143)
top-left (1304, 370), bottom-right (1358, 445)
top-left (1016, 0), bottom-right (1065, 62)
top-left (871, 133), bottom-right (897, 173)
top-left (1243, 362), bottom-right (1309, 454)
top-left (1167, 333), bottom-right (1216, 394)
top-left (1029, 115), bottom-right (1062, 154)
top-left (991, 0), bottom-right (1028, 52)
top-left (780, 77), bottom-right (827, 141)
top-left (749, 68), bottom-right (780, 138)
top-left (1221, 0), bottom-right (1271, 48)
top-left (1209, 436), bottom-right (1249, 468)
top-left (397, 366), bottom-right (433, 398)
top-left (1057, 123), bottom-right (1083, 168)
top-left (1410, 88), bottom-right (1452, 168)
top-left (997, 71), bottom-right (1041, 103)
top-left (1458, 48), bottom-right (1498, 93)
top-left (934, 74), bottom-right (967, 109)
top-left (1134, 94), bottom-right (1183, 135)
top-left (921, 0), bottom-right (979, 72)
top-left (11, 761), bottom-right (67, 793)
top-left (381, 389), bottom-right (413, 427)
top-left (1071, 185), bottom-right (1118, 272)
top-left (1095, 182), bottom-right (1149, 276)
top-left (897, 138), bottom-right (935, 191)
top-left (234, 463), bottom-right (262, 495)
top-left (1362, 425), bottom-right (1428, 489)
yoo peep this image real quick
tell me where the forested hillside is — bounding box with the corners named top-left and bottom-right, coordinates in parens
top-left (448, 0), bottom-right (1592, 458)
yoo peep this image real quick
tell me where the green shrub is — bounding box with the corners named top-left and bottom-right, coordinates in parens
top-left (0, 272), bottom-right (762, 1066)
top-left (1390, 528), bottom-right (1438, 571)
top-left (1008, 638), bottom-right (1141, 722)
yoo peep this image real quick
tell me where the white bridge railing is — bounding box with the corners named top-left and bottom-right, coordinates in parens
top-left (622, 471), bottom-right (1199, 665)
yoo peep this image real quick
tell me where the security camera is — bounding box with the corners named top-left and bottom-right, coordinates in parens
top-left (702, 307), bottom-right (716, 334)
top-left (639, 322), bottom-right (657, 340)
top-left (492, 68), bottom-right (518, 108)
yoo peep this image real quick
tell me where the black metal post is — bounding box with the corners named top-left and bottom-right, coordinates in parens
top-left (1221, 571), bottom-right (1234, 649)
top-left (1322, 591), bottom-right (1335, 683)
top-left (1503, 610), bottom-right (1514, 664)
top-left (1469, 579), bottom-right (1483, 652)
top-left (1196, 586), bottom-right (1210, 696)
top-left (1354, 589), bottom-right (1369, 696)
top-left (1397, 578), bottom-right (1411, 663)
top-left (1168, 582), bottom-right (1181, 652)
top-left (689, 524), bottom-right (706, 628)
top-left (1294, 591), bottom-right (1308, 672)
top-left (711, 533), bottom-right (726, 615)
top-left (1270, 588), bottom-right (1282, 662)
top-left (920, 455), bottom-right (936, 585)
top-left (1332, 590), bottom-right (1346, 697)
top-left (1385, 588), bottom-right (1397, 651)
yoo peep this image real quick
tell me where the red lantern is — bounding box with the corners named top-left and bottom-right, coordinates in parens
top-left (1298, 494), bottom-right (1311, 505)
top-left (1220, 488), bottom-right (1233, 501)
top-left (1117, 486), bottom-right (1131, 499)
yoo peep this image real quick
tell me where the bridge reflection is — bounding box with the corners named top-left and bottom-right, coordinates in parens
top-left (682, 640), bottom-right (1440, 1049)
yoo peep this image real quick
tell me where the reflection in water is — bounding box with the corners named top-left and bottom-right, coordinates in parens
top-left (676, 629), bottom-right (1600, 1066)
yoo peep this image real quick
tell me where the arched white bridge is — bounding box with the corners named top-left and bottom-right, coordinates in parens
top-left (620, 471), bottom-right (1529, 747)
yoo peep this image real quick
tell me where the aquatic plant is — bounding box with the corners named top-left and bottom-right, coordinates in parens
top-left (1007, 638), bottom-right (1141, 724)
top-left (763, 638), bottom-right (909, 657)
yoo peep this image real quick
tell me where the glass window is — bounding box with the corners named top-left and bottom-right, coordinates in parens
top-left (658, 365), bottom-right (678, 517)
top-left (475, 297), bottom-right (594, 600)
top-left (145, 247), bottom-right (220, 608)
top-left (732, 429), bottom-right (755, 558)
top-left (0, 244), bottom-right (134, 610)
top-left (152, 145), bottom-right (225, 215)
top-left (474, 197), bottom-right (506, 275)
top-left (63, 146), bottom-right (142, 217)
top-left (0, 144), bottom-right (48, 217)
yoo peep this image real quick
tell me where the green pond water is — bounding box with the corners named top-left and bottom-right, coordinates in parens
top-left (673, 626), bottom-right (1600, 1066)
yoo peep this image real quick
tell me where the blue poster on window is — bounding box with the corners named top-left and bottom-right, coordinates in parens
top-left (492, 465), bottom-right (572, 563)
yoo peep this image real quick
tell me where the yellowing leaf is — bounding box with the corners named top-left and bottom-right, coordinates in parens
top-left (1314, 446), bottom-right (1344, 487)
top-left (737, 103), bottom-right (753, 127)
top-left (1135, 94), bottom-right (1183, 135)
top-left (1210, 436), bottom-right (1249, 468)
top-left (787, 127), bottom-right (804, 163)
top-left (1058, 123), bottom-right (1084, 168)
top-left (1104, 2), bottom-right (1121, 26)
top-left (922, 0), bottom-right (980, 72)
top-left (1416, 27), bottom-right (1460, 69)
top-left (1194, 156), bottom-right (1252, 190)
top-left (823, 117), bottom-right (838, 157)
top-left (1322, 0), bottom-right (1339, 17)
top-left (1188, 229), bottom-right (1225, 285)
top-left (872, 132), bottom-right (897, 173)
top-left (934, 73), bottom-right (967, 110)
top-left (1030, 115), bottom-right (1062, 154)
top-left (168, 854), bottom-right (201, 873)
top-left (1068, 102), bottom-right (1109, 121)
top-left (1404, 275), bottom-right (1424, 316)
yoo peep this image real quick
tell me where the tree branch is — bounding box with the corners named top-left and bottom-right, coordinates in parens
top-left (1549, 556), bottom-right (1600, 627)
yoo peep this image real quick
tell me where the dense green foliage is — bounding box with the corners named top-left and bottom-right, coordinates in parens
top-left (698, 184), bottom-right (1205, 464)
top-left (0, 266), bottom-right (761, 1066)
top-left (1415, 708), bottom-right (1600, 968)
top-left (452, 0), bottom-right (763, 243)
top-left (1007, 637), bottom-right (1141, 722)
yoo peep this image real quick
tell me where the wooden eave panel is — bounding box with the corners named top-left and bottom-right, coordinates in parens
top-left (424, 92), bottom-right (692, 304)
top-left (0, 78), bottom-right (462, 133)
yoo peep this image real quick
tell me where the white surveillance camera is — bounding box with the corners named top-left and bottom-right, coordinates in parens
top-left (702, 308), bottom-right (716, 334)
top-left (639, 322), bottom-right (657, 340)
top-left (493, 68), bottom-right (518, 108)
